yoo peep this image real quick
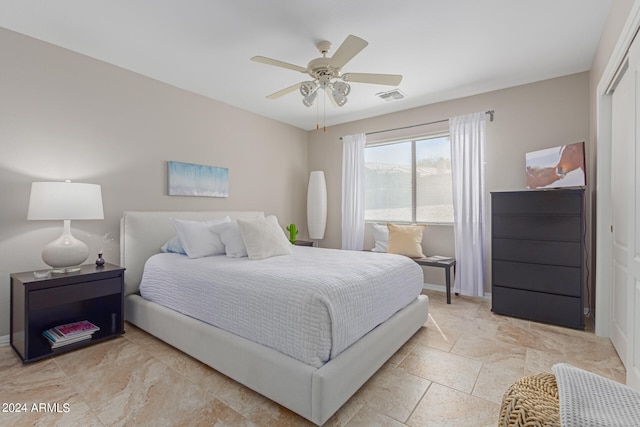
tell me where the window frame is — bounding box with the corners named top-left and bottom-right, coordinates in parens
top-left (364, 131), bottom-right (453, 225)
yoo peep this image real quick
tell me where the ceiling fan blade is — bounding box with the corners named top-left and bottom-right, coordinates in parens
top-left (341, 73), bottom-right (403, 86)
top-left (329, 35), bottom-right (368, 69)
top-left (251, 56), bottom-right (307, 73)
top-left (266, 82), bottom-right (302, 99)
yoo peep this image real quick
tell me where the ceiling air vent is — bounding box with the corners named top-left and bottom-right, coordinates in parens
top-left (376, 89), bottom-right (405, 102)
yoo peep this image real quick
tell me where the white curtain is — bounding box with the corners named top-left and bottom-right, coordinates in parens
top-left (449, 112), bottom-right (487, 297)
top-left (341, 133), bottom-right (366, 250)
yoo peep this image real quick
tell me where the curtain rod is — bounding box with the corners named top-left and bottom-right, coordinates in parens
top-left (340, 110), bottom-right (494, 140)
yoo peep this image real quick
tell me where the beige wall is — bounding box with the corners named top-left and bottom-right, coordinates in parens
top-left (0, 29), bottom-right (309, 338)
top-left (309, 72), bottom-right (590, 290)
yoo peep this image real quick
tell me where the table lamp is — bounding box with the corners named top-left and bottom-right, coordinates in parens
top-left (27, 181), bottom-right (104, 273)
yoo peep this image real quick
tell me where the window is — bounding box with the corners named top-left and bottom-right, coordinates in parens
top-left (364, 135), bottom-right (453, 223)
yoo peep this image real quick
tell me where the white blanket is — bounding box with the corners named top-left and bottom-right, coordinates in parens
top-left (553, 363), bottom-right (640, 426)
top-left (139, 246), bottom-right (424, 368)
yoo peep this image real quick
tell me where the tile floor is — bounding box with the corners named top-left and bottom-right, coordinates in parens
top-left (0, 290), bottom-right (625, 426)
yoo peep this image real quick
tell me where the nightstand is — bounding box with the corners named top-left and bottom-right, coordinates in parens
top-left (10, 263), bottom-right (125, 363)
top-left (293, 240), bottom-right (314, 247)
top-left (413, 257), bottom-right (456, 304)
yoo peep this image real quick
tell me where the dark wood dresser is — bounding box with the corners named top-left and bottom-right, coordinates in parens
top-left (491, 189), bottom-right (585, 329)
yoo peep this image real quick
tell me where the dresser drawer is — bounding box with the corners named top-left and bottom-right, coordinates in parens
top-left (492, 190), bottom-right (582, 215)
top-left (492, 214), bottom-right (581, 241)
top-left (492, 238), bottom-right (581, 267)
top-left (493, 260), bottom-right (581, 296)
top-left (29, 278), bottom-right (122, 310)
top-left (492, 286), bottom-right (583, 329)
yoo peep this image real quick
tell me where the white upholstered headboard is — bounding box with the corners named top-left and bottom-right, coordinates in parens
top-left (120, 210), bottom-right (264, 295)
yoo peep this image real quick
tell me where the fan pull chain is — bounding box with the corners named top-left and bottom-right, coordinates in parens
top-left (323, 90), bottom-right (327, 132)
top-left (316, 92), bottom-right (320, 130)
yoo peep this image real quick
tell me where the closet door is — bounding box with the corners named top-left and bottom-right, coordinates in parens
top-left (610, 53), bottom-right (631, 369)
top-left (610, 36), bottom-right (640, 389)
top-left (629, 38), bottom-right (640, 389)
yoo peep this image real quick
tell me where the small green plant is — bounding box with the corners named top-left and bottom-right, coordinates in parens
top-left (286, 224), bottom-right (298, 243)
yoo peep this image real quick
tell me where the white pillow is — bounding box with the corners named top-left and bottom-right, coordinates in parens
top-left (371, 223), bottom-right (389, 252)
top-left (211, 221), bottom-right (248, 258)
top-left (236, 215), bottom-right (292, 260)
top-left (170, 217), bottom-right (230, 258)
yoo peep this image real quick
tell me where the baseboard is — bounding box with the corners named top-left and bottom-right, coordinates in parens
top-left (0, 334), bottom-right (9, 345)
top-left (422, 283), bottom-right (491, 300)
top-left (423, 282), bottom-right (446, 293)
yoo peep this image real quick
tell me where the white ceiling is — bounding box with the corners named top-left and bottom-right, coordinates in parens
top-left (0, 0), bottom-right (612, 131)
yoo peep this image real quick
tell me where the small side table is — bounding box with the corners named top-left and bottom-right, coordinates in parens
top-left (413, 258), bottom-right (456, 304)
top-left (293, 240), bottom-right (314, 247)
top-left (10, 263), bottom-right (125, 363)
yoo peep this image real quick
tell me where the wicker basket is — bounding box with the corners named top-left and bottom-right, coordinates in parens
top-left (498, 373), bottom-right (560, 427)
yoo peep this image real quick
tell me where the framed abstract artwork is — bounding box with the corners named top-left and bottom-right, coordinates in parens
top-left (168, 161), bottom-right (229, 197)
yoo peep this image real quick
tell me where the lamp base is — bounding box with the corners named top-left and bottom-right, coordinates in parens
top-left (41, 220), bottom-right (89, 273)
top-left (50, 265), bottom-right (83, 274)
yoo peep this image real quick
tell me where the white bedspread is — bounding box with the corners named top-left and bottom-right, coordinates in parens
top-left (553, 363), bottom-right (640, 426)
top-left (139, 246), bottom-right (424, 368)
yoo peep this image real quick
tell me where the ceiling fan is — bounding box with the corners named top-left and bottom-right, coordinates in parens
top-left (251, 35), bottom-right (402, 108)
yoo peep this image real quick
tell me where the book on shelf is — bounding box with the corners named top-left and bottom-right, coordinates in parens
top-left (53, 320), bottom-right (100, 338)
top-left (423, 255), bottom-right (453, 262)
top-left (43, 331), bottom-right (92, 349)
top-left (42, 320), bottom-right (100, 349)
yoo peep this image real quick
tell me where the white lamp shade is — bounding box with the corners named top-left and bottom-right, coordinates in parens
top-left (307, 171), bottom-right (327, 240)
top-left (28, 182), bottom-right (104, 220)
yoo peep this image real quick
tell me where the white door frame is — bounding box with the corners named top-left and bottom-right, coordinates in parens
top-left (595, 2), bottom-right (640, 338)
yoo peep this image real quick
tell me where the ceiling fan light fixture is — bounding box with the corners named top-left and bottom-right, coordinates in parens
top-left (331, 92), bottom-right (348, 107)
top-left (300, 81), bottom-right (318, 97)
top-left (252, 35), bottom-right (403, 123)
top-left (302, 91), bottom-right (317, 107)
top-left (333, 81), bottom-right (350, 97)
top-left (330, 81), bottom-right (350, 107)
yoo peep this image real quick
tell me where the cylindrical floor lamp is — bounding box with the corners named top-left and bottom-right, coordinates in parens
top-left (307, 171), bottom-right (327, 242)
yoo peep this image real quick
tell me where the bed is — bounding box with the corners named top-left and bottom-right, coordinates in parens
top-left (120, 210), bottom-right (429, 425)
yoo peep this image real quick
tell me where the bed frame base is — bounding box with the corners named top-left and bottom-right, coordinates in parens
top-left (126, 294), bottom-right (428, 425)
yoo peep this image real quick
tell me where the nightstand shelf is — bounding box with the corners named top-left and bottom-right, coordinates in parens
top-left (10, 263), bottom-right (125, 363)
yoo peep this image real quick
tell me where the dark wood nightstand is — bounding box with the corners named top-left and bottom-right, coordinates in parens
top-left (10, 263), bottom-right (125, 363)
top-left (293, 240), bottom-right (314, 247)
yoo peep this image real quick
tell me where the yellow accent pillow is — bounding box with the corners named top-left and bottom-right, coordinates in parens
top-left (387, 224), bottom-right (426, 258)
